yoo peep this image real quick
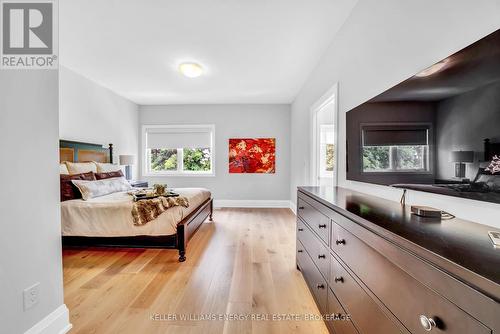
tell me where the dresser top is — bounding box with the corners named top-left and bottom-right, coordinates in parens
top-left (298, 186), bottom-right (500, 298)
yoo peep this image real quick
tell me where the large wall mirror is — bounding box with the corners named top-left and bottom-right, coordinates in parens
top-left (346, 29), bottom-right (500, 204)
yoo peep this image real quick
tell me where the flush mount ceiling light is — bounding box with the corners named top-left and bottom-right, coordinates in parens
top-left (179, 62), bottom-right (204, 78)
top-left (415, 59), bottom-right (449, 78)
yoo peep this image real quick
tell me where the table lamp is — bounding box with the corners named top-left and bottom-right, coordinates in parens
top-left (450, 151), bottom-right (474, 178)
top-left (119, 155), bottom-right (136, 180)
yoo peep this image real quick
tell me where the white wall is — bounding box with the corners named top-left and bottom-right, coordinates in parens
top-left (291, 0), bottom-right (500, 228)
top-left (59, 66), bottom-right (139, 178)
top-left (140, 105), bottom-right (290, 204)
top-left (0, 71), bottom-right (70, 333)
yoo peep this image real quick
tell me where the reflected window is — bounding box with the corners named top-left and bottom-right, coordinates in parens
top-left (362, 125), bottom-right (430, 173)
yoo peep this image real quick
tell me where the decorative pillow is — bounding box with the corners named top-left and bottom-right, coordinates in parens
top-left (95, 170), bottom-right (124, 180)
top-left (475, 174), bottom-right (500, 191)
top-left (473, 168), bottom-right (487, 183)
top-left (71, 177), bottom-right (132, 200)
top-left (95, 162), bottom-right (121, 173)
top-left (60, 172), bottom-right (96, 201)
top-left (476, 173), bottom-right (495, 183)
top-left (60, 163), bottom-right (69, 175)
top-left (65, 161), bottom-right (97, 174)
top-left (485, 155), bottom-right (500, 174)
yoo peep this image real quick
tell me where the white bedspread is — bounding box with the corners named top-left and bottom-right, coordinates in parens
top-left (61, 188), bottom-right (211, 237)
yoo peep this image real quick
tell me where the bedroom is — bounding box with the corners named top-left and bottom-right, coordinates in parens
top-left (2, 1), bottom-right (500, 334)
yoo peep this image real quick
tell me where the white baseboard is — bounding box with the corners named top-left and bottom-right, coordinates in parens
top-left (24, 304), bottom-right (72, 334)
top-left (214, 199), bottom-right (291, 208)
top-left (289, 201), bottom-right (297, 215)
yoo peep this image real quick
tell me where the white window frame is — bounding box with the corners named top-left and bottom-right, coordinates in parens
top-left (310, 82), bottom-right (339, 187)
top-left (142, 124), bottom-right (216, 177)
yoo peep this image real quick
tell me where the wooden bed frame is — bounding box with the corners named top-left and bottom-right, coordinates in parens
top-left (60, 139), bottom-right (114, 164)
top-left (59, 140), bottom-right (213, 262)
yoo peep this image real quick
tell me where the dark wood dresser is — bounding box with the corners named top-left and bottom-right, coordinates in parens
top-left (296, 186), bottom-right (500, 334)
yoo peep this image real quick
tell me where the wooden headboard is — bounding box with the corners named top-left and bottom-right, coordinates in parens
top-left (60, 140), bottom-right (113, 163)
top-left (484, 138), bottom-right (500, 161)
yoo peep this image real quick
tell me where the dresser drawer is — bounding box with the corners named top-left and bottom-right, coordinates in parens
top-left (297, 218), bottom-right (329, 279)
top-left (296, 238), bottom-right (307, 270)
top-left (297, 239), bottom-right (328, 313)
top-left (332, 222), bottom-right (491, 334)
top-left (297, 198), bottom-right (330, 245)
top-left (327, 288), bottom-right (359, 334)
top-left (330, 254), bottom-right (401, 334)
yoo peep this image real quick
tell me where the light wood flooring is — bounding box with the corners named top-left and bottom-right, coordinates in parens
top-left (63, 208), bottom-right (329, 334)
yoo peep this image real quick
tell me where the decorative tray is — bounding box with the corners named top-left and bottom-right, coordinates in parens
top-left (132, 191), bottom-right (180, 202)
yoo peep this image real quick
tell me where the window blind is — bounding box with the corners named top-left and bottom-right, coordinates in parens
top-left (363, 126), bottom-right (428, 146)
top-left (146, 127), bottom-right (212, 149)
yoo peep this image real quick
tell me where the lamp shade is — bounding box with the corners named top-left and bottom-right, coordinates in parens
top-left (119, 154), bottom-right (136, 166)
top-left (450, 151), bottom-right (474, 163)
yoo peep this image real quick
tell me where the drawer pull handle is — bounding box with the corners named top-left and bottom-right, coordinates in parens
top-left (419, 315), bottom-right (437, 331)
top-left (318, 224), bottom-right (327, 229)
top-left (336, 238), bottom-right (346, 245)
top-left (298, 228), bottom-right (304, 232)
top-left (316, 284), bottom-right (325, 289)
top-left (298, 206), bottom-right (305, 210)
top-left (334, 276), bottom-right (344, 283)
top-left (318, 254), bottom-right (326, 259)
top-left (298, 250), bottom-right (303, 253)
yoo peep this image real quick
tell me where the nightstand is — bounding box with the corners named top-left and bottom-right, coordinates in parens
top-left (129, 180), bottom-right (149, 188)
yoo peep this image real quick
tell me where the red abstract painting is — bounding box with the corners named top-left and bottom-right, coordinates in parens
top-left (229, 138), bottom-right (276, 173)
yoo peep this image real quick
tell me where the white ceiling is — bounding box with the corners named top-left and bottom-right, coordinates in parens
top-left (60, 0), bottom-right (357, 105)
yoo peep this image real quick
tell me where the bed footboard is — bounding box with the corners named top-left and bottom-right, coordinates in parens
top-left (176, 198), bottom-right (213, 262)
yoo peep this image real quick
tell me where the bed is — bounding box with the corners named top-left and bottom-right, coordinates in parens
top-left (392, 138), bottom-right (500, 204)
top-left (59, 140), bottom-right (213, 262)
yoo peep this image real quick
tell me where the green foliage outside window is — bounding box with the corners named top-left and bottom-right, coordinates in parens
top-left (149, 148), bottom-right (211, 172)
top-left (363, 145), bottom-right (426, 171)
top-left (396, 146), bottom-right (424, 170)
top-left (326, 144), bottom-right (335, 172)
top-left (363, 146), bottom-right (390, 171)
top-left (183, 148), bottom-right (211, 171)
top-left (150, 149), bottom-right (177, 171)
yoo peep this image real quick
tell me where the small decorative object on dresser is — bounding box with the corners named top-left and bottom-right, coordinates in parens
top-left (129, 180), bottom-right (148, 188)
top-left (119, 154), bottom-right (136, 180)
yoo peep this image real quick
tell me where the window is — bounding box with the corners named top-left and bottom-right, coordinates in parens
top-left (143, 125), bottom-right (215, 176)
top-left (362, 125), bottom-right (430, 173)
top-left (319, 124), bottom-right (335, 178)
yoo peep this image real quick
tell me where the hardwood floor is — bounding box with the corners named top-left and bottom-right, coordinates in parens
top-left (63, 208), bottom-right (329, 334)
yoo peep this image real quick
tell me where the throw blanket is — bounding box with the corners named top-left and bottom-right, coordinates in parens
top-left (132, 196), bottom-right (189, 226)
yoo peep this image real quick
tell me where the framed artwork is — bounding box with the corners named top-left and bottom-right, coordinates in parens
top-left (229, 138), bottom-right (276, 173)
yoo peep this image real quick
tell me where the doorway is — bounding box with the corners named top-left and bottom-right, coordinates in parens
top-left (311, 83), bottom-right (338, 187)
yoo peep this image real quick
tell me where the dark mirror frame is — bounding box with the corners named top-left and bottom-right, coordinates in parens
top-left (346, 28), bottom-right (500, 205)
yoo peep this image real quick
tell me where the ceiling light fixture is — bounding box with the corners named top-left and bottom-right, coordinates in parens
top-left (179, 62), bottom-right (204, 78)
top-left (415, 59), bottom-right (449, 78)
